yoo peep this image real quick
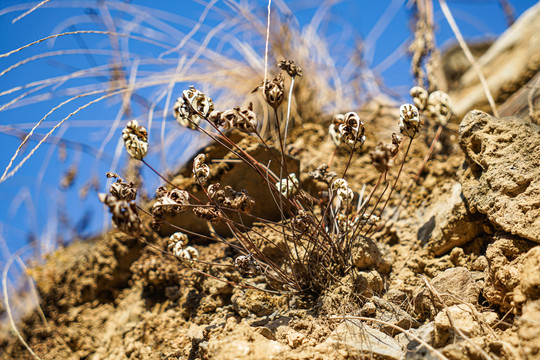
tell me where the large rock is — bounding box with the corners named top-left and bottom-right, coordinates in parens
top-left (418, 181), bottom-right (483, 255)
top-left (414, 267), bottom-right (480, 320)
top-left (459, 110), bottom-right (540, 243)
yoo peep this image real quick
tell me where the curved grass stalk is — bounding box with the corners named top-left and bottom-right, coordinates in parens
top-left (1, 89), bottom-right (127, 183)
top-left (2, 245), bottom-right (43, 360)
top-left (0, 30), bottom-right (172, 59)
top-left (439, 0), bottom-right (498, 117)
top-left (11, 0), bottom-right (50, 24)
top-left (0, 49), bottom-right (117, 78)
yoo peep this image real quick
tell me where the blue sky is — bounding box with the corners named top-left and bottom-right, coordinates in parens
top-left (0, 0), bottom-right (536, 261)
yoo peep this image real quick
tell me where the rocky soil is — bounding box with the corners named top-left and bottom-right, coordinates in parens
top-left (1, 5), bottom-right (540, 360)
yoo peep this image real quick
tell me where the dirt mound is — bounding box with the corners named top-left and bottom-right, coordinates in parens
top-left (2, 101), bottom-right (539, 359)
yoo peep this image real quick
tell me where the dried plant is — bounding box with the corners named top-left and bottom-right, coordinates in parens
top-left (275, 173), bottom-right (299, 198)
top-left (309, 164), bottom-right (337, 184)
top-left (167, 232), bottom-right (198, 266)
top-left (277, 60), bottom-right (303, 78)
top-left (399, 104), bottom-right (422, 138)
top-left (329, 112), bottom-right (365, 149)
top-left (235, 254), bottom-right (262, 278)
top-left (221, 105), bottom-right (258, 133)
top-left (208, 184), bottom-right (255, 214)
top-left (151, 187), bottom-right (190, 230)
top-left (426, 90), bottom-right (452, 125)
top-left (174, 86), bottom-right (214, 130)
top-left (122, 120), bottom-right (148, 160)
top-left (0, 3), bottom-right (497, 358)
top-left (98, 193), bottom-right (142, 237)
top-left (193, 154), bottom-right (210, 183)
top-left (260, 73), bottom-right (285, 109)
top-left (106, 172), bottom-right (137, 201)
top-left (100, 56), bottom-right (450, 297)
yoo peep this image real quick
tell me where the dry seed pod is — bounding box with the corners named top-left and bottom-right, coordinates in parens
top-left (309, 164), bottom-right (337, 184)
top-left (292, 210), bottom-right (314, 233)
top-left (399, 104), bottom-right (421, 138)
top-left (193, 154), bottom-right (210, 183)
top-left (263, 73), bottom-right (284, 109)
top-left (331, 178), bottom-right (348, 192)
top-left (220, 108), bottom-right (239, 129)
top-left (174, 86), bottom-right (214, 130)
top-left (221, 106), bottom-right (257, 133)
top-left (167, 232), bottom-right (189, 253)
top-left (275, 173), bottom-right (299, 197)
top-left (231, 192), bottom-right (255, 213)
top-left (208, 110), bottom-right (230, 129)
top-left (166, 231), bottom-right (197, 264)
top-left (99, 193), bottom-right (142, 237)
top-left (233, 106), bottom-right (257, 133)
top-left (235, 254), bottom-right (261, 277)
top-left (208, 183), bottom-right (229, 206)
top-left (410, 86), bottom-right (428, 111)
top-left (358, 214), bottom-right (380, 225)
top-left (426, 90), bottom-right (452, 125)
top-left (277, 60), bottom-right (303, 78)
top-left (337, 187), bottom-right (354, 204)
top-left (338, 112), bottom-right (365, 148)
top-left (370, 142), bottom-right (394, 173)
top-left (168, 240), bottom-right (185, 258)
top-left (122, 120), bottom-right (148, 160)
top-left (208, 184), bottom-right (255, 213)
top-left (193, 205), bottom-right (223, 223)
top-left (332, 113), bottom-right (345, 126)
top-left (328, 113), bottom-right (346, 146)
top-left (336, 213), bottom-right (357, 233)
top-left (389, 133), bottom-right (403, 157)
top-left (106, 172), bottom-right (137, 201)
top-left (338, 124), bottom-right (364, 148)
top-left (152, 187), bottom-right (190, 219)
top-left (224, 185), bottom-right (255, 213)
top-left (207, 183), bottom-right (221, 198)
top-left (178, 246), bottom-right (198, 263)
top-left (152, 189), bottom-right (190, 229)
top-left (344, 112), bottom-right (361, 129)
top-left (331, 178), bottom-right (354, 205)
top-left (329, 123), bottom-right (342, 147)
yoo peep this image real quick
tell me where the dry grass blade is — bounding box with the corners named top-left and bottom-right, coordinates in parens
top-left (1, 89), bottom-right (127, 183)
top-left (2, 246), bottom-right (43, 360)
top-left (0, 87), bottom-right (119, 183)
top-left (438, 0), bottom-right (499, 117)
top-left (0, 30), bottom-right (171, 59)
top-left (0, 49), bottom-right (117, 78)
top-left (263, 0), bottom-right (272, 85)
top-left (10, 0), bottom-right (50, 24)
top-left (528, 74), bottom-right (540, 123)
